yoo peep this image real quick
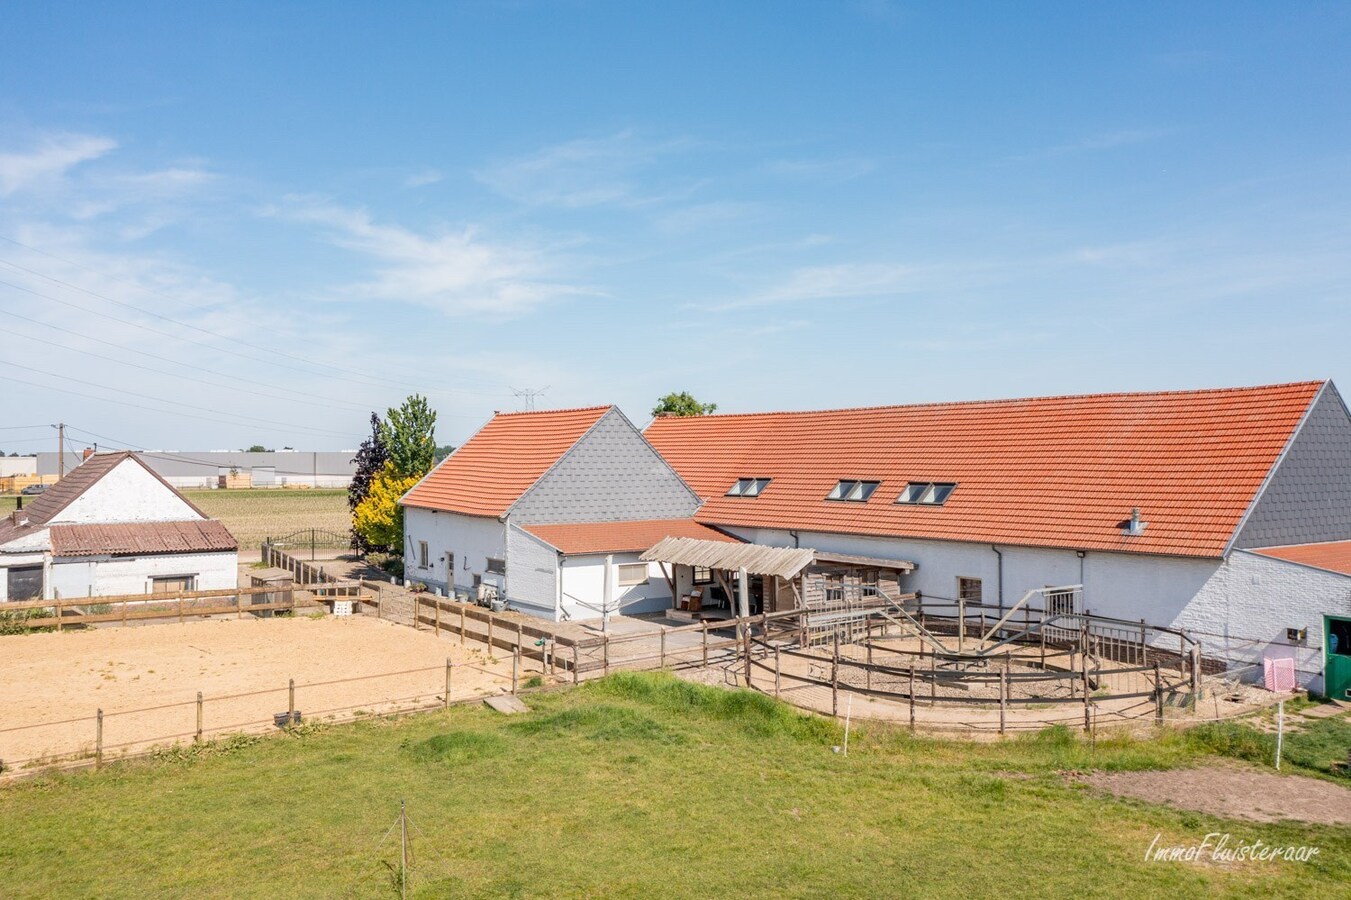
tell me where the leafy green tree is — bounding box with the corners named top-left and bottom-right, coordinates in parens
top-left (243, 444), bottom-right (273, 453)
top-left (434, 444), bottom-right (455, 463)
top-left (381, 394), bottom-right (438, 478)
top-left (352, 462), bottom-right (420, 552)
top-left (349, 413), bottom-right (389, 553)
top-left (651, 392), bottom-right (717, 417)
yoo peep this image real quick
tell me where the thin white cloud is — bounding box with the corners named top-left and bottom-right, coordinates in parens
top-left (720, 262), bottom-right (922, 309)
top-left (476, 131), bottom-right (697, 208)
top-left (404, 167), bottom-right (443, 188)
top-left (0, 133), bottom-right (118, 196)
top-left (274, 198), bottom-right (585, 317)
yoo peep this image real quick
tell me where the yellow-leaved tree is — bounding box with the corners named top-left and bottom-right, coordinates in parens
top-left (352, 462), bottom-right (421, 552)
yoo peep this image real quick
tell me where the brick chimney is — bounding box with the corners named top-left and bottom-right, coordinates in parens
top-left (82, 447), bottom-right (95, 461)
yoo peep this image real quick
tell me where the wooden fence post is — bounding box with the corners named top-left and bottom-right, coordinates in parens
top-left (487, 614), bottom-right (494, 655)
top-left (774, 646), bottom-right (781, 698)
top-left (516, 622), bottom-right (524, 664)
top-left (196, 692), bottom-right (203, 743)
top-left (701, 620), bottom-right (709, 668)
top-left (831, 632), bottom-right (840, 718)
top-left (435, 598), bottom-right (441, 634)
top-left (573, 642), bottom-right (580, 684)
top-left (908, 665), bottom-right (917, 732)
top-left (866, 638), bottom-right (873, 692)
top-left (512, 645), bottom-right (520, 694)
top-left (603, 634), bottom-right (610, 675)
top-left (999, 657), bottom-right (1008, 735)
top-left (1082, 661), bottom-right (1091, 732)
top-left (460, 606), bottom-right (466, 646)
top-left (1153, 662), bottom-right (1164, 725)
top-left (445, 658), bottom-right (453, 707)
top-left (659, 626), bottom-right (667, 669)
top-left (744, 628), bottom-right (752, 688)
top-left (178, 595), bottom-right (184, 624)
top-left (95, 709), bottom-right (103, 769)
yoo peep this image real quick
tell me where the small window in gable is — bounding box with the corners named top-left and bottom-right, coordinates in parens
top-left (727, 477), bottom-right (771, 497)
top-left (897, 482), bottom-right (957, 505)
top-left (827, 480), bottom-right (880, 502)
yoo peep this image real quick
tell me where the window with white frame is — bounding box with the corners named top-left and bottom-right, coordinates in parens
top-left (897, 482), bottom-right (957, 505)
top-left (726, 477), bottom-right (771, 497)
top-left (826, 480), bottom-right (880, 502)
top-left (692, 566), bottom-right (714, 585)
top-left (618, 563), bottom-right (650, 586)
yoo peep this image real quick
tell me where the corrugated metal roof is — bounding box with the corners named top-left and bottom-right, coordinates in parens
top-left (1250, 540), bottom-right (1351, 577)
top-left (402, 406), bottom-right (613, 517)
top-left (641, 537), bottom-right (817, 580)
top-left (522, 518), bottom-right (739, 555)
top-left (645, 381), bottom-right (1328, 559)
top-left (50, 520), bottom-right (238, 557)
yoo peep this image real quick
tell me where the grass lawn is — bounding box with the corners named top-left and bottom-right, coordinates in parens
top-left (0, 674), bottom-right (1345, 899)
top-left (180, 488), bottom-right (351, 548)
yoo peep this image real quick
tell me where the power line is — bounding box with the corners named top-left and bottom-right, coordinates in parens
top-left (0, 250), bottom-right (515, 397)
top-left (510, 385), bottom-right (550, 411)
top-left (0, 369), bottom-right (358, 439)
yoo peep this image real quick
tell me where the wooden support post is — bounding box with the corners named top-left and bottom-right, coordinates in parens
top-left (774, 646), bottom-right (781, 698)
top-left (288, 678), bottom-right (295, 726)
top-left (1153, 662), bottom-right (1164, 725)
top-left (516, 621), bottom-right (523, 655)
top-left (445, 658), bottom-right (453, 707)
top-left (831, 632), bottom-right (840, 718)
top-left (572, 643), bottom-right (580, 684)
top-left (487, 614), bottom-right (494, 654)
top-left (512, 645), bottom-right (520, 694)
top-left (659, 626), bottom-right (667, 669)
top-left (1082, 661), bottom-right (1091, 732)
top-left (999, 657), bottom-right (1008, 735)
top-left (908, 665), bottom-right (917, 732)
top-left (701, 620), bottom-right (709, 668)
top-left (196, 691), bottom-right (203, 743)
top-left (744, 627), bottom-right (752, 688)
top-left (95, 708), bottom-right (103, 769)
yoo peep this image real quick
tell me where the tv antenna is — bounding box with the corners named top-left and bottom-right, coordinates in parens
top-left (510, 385), bottom-right (550, 411)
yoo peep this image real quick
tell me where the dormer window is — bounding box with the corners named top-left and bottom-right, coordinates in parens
top-left (897, 482), bottom-right (957, 505)
top-left (726, 477), bottom-right (771, 497)
top-left (827, 480), bottom-right (880, 502)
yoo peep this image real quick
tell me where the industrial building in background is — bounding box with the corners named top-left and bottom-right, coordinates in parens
top-left (36, 449), bottom-right (357, 489)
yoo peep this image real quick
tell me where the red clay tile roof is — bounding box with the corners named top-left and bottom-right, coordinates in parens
top-left (644, 381), bottom-right (1327, 559)
top-left (402, 406), bottom-right (613, 516)
top-left (1250, 541), bottom-right (1351, 577)
top-left (521, 518), bottom-right (740, 555)
top-left (50, 520), bottom-right (238, 557)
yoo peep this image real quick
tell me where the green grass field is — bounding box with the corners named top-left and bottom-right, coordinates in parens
top-left (0, 674), bottom-right (1345, 899)
top-left (180, 488), bottom-right (351, 547)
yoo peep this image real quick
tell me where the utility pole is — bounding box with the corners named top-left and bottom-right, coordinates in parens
top-left (56, 422), bottom-right (65, 478)
top-left (510, 386), bottom-right (550, 411)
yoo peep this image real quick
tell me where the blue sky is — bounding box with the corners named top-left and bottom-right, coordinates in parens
top-left (1, 2), bottom-right (1349, 451)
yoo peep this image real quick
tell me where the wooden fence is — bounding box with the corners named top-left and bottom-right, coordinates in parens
top-left (260, 540), bottom-right (337, 584)
top-left (0, 582), bottom-right (371, 631)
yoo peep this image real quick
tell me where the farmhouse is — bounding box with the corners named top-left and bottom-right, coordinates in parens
top-left (0, 451), bottom-right (239, 602)
top-left (403, 381), bottom-right (1351, 696)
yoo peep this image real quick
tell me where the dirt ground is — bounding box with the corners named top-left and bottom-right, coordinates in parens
top-left (1079, 762), bottom-right (1351, 826)
top-left (0, 615), bottom-right (521, 772)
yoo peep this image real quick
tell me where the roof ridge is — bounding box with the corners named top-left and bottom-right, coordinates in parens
top-left (490, 404), bottom-right (613, 418)
top-left (648, 380), bottom-right (1328, 422)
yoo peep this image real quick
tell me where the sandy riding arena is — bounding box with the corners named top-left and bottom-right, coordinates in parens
top-left (0, 616), bottom-right (516, 772)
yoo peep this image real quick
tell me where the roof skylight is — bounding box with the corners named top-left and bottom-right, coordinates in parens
top-left (726, 478), bottom-right (771, 497)
top-left (897, 482), bottom-right (957, 505)
top-left (827, 480), bottom-right (880, 502)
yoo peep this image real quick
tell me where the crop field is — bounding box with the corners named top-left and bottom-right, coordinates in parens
top-left (181, 488), bottom-right (351, 547)
top-left (0, 673), bottom-right (1345, 898)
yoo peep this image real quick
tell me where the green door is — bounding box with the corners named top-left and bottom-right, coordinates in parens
top-left (1325, 616), bottom-right (1351, 700)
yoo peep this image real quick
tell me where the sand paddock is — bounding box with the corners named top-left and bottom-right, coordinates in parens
top-left (0, 616), bottom-right (518, 771)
